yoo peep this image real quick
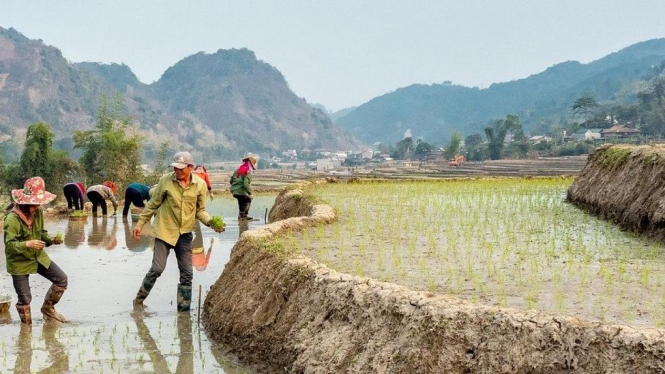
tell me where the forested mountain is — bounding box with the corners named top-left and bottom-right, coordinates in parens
top-left (0, 27), bottom-right (357, 162)
top-left (336, 39), bottom-right (665, 145)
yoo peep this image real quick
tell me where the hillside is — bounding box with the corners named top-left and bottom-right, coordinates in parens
top-left (336, 39), bottom-right (665, 145)
top-left (0, 27), bottom-right (357, 162)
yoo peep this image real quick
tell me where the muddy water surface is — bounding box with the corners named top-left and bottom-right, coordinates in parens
top-left (0, 195), bottom-right (275, 373)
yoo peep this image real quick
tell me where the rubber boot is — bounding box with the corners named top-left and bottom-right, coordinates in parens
top-left (41, 285), bottom-right (67, 322)
top-left (177, 284), bottom-right (192, 312)
top-left (133, 278), bottom-right (155, 310)
top-left (16, 304), bottom-right (32, 325)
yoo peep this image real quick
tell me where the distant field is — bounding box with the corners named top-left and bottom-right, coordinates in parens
top-left (208, 156), bottom-right (589, 191)
top-left (277, 177), bottom-right (665, 327)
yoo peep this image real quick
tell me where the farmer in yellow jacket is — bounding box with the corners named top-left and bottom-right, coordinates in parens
top-left (132, 151), bottom-right (224, 312)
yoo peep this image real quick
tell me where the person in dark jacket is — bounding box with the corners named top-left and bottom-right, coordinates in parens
top-left (229, 155), bottom-right (257, 220)
top-left (122, 183), bottom-right (152, 217)
top-left (4, 177), bottom-right (66, 325)
top-left (62, 182), bottom-right (85, 211)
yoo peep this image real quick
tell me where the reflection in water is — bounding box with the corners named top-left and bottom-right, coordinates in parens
top-left (132, 312), bottom-right (193, 374)
top-left (0, 195), bottom-right (276, 373)
top-left (0, 310), bottom-right (11, 324)
top-left (15, 322), bottom-right (70, 373)
top-left (88, 217), bottom-right (118, 250)
top-left (238, 220), bottom-right (249, 238)
top-left (192, 223), bottom-right (213, 272)
top-left (123, 218), bottom-right (153, 252)
top-left (64, 219), bottom-right (86, 249)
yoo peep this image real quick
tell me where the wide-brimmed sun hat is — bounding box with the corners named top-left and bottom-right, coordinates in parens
top-left (242, 154), bottom-right (257, 168)
top-left (12, 177), bottom-right (56, 205)
top-left (171, 151), bottom-right (194, 169)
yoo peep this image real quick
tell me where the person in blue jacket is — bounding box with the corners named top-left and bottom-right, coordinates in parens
top-left (122, 183), bottom-right (152, 218)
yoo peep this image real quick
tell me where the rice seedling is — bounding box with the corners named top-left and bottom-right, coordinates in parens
top-left (208, 216), bottom-right (225, 231)
top-left (286, 177), bottom-right (665, 326)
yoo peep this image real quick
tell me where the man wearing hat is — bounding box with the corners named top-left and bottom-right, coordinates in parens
top-left (230, 155), bottom-right (257, 220)
top-left (4, 177), bottom-right (66, 324)
top-left (132, 151), bottom-right (224, 312)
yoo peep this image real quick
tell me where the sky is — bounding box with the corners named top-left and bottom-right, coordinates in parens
top-left (1, 1), bottom-right (665, 112)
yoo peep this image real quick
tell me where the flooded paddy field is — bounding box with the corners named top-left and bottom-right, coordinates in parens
top-left (280, 178), bottom-right (665, 327)
top-left (0, 195), bottom-right (275, 374)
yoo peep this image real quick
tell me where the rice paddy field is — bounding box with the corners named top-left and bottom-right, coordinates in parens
top-left (0, 195), bottom-right (277, 374)
top-left (279, 177), bottom-right (665, 327)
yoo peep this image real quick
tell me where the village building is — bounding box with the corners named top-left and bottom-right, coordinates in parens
top-left (570, 129), bottom-right (602, 141)
top-left (600, 125), bottom-right (640, 139)
top-left (316, 158), bottom-right (342, 171)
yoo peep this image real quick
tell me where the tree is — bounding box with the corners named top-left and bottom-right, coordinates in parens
top-left (464, 133), bottom-right (483, 148)
top-left (144, 142), bottom-right (170, 185)
top-left (484, 115), bottom-right (523, 160)
top-left (392, 137), bottom-right (414, 160)
top-left (74, 95), bottom-right (143, 189)
top-left (443, 131), bottom-right (462, 159)
top-left (572, 94), bottom-right (600, 126)
top-left (414, 139), bottom-right (433, 160)
top-left (5, 122), bottom-right (80, 194)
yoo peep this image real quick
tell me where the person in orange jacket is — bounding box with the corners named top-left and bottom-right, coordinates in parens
top-left (193, 165), bottom-right (213, 200)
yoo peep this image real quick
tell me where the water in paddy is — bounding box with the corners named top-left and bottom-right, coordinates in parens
top-left (0, 195), bottom-right (275, 373)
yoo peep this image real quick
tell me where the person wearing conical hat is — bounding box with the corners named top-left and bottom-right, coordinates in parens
top-left (230, 155), bottom-right (257, 221)
top-left (4, 177), bottom-right (67, 325)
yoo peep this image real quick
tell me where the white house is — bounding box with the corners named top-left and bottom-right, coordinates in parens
top-left (316, 158), bottom-right (342, 171)
top-left (571, 129), bottom-right (602, 141)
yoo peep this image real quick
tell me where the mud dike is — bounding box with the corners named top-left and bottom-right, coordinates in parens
top-left (204, 175), bottom-right (665, 373)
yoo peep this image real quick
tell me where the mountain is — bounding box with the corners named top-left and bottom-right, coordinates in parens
top-left (148, 49), bottom-right (355, 156)
top-left (0, 27), bottom-right (357, 162)
top-left (76, 62), bottom-right (142, 92)
top-left (330, 106), bottom-right (356, 121)
top-left (336, 39), bottom-right (665, 145)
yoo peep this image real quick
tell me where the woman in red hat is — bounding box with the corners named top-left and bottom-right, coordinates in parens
top-left (230, 155), bottom-right (257, 220)
top-left (4, 177), bottom-right (66, 325)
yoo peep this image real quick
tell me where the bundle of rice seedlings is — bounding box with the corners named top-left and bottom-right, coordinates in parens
top-left (209, 216), bottom-right (225, 231)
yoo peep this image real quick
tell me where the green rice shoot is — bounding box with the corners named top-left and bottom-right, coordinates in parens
top-left (209, 216), bottom-right (225, 230)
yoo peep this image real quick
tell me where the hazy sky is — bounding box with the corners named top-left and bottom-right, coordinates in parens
top-left (1, 1), bottom-right (665, 111)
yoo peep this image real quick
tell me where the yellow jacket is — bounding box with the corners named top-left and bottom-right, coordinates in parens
top-left (135, 172), bottom-right (211, 246)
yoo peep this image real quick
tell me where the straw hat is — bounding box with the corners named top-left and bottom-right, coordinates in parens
top-left (242, 154), bottom-right (257, 168)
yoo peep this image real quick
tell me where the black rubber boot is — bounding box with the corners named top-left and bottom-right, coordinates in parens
top-left (177, 284), bottom-right (192, 312)
top-left (133, 278), bottom-right (155, 310)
